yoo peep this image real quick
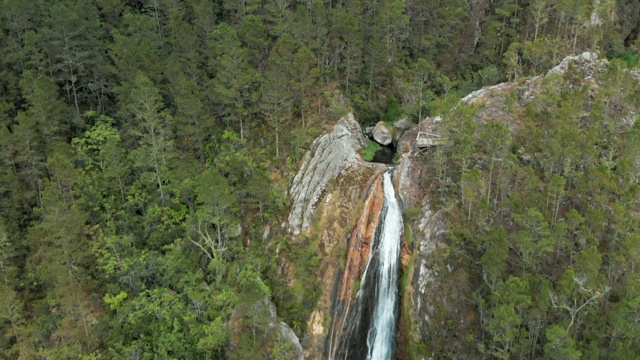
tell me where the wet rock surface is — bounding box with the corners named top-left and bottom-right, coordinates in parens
top-left (286, 112), bottom-right (386, 359)
top-left (327, 175), bottom-right (386, 359)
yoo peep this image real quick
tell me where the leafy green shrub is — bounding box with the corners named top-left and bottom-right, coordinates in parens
top-left (615, 52), bottom-right (640, 68)
top-left (403, 206), bottom-right (423, 223)
top-left (383, 101), bottom-right (403, 125)
top-left (361, 140), bottom-right (382, 161)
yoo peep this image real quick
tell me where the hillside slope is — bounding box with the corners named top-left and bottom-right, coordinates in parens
top-left (402, 53), bottom-right (640, 359)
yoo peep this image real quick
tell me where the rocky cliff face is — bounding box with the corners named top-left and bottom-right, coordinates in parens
top-left (286, 112), bottom-right (425, 359)
top-left (288, 113), bottom-right (379, 237)
top-left (285, 113), bottom-right (387, 358)
top-left (326, 175), bottom-right (386, 359)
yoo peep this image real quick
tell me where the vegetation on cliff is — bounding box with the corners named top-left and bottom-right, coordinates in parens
top-left (418, 58), bottom-right (640, 358)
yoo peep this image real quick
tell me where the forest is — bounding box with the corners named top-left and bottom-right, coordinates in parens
top-left (0, 0), bottom-right (638, 358)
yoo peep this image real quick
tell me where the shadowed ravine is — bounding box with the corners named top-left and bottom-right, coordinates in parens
top-left (330, 169), bottom-right (403, 359)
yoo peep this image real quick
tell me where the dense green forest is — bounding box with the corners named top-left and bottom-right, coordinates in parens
top-left (0, 0), bottom-right (638, 358)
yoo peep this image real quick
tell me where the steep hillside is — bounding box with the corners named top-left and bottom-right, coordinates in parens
top-left (402, 53), bottom-right (640, 358)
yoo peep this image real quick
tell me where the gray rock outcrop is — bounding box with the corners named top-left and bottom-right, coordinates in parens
top-left (411, 204), bottom-right (447, 339)
top-left (372, 121), bottom-right (393, 145)
top-left (546, 51), bottom-right (604, 77)
top-left (275, 322), bottom-right (304, 360)
top-left (229, 296), bottom-right (304, 360)
top-left (393, 116), bottom-right (414, 131)
top-left (394, 152), bottom-right (424, 209)
top-left (288, 113), bottom-right (369, 236)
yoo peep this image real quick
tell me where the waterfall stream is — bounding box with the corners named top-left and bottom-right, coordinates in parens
top-left (329, 169), bottom-right (403, 360)
top-left (364, 170), bottom-right (403, 359)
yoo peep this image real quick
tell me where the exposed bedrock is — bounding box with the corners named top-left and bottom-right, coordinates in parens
top-left (286, 113), bottom-right (386, 358)
top-left (288, 113), bottom-right (382, 237)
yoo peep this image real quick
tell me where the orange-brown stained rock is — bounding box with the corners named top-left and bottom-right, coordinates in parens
top-left (400, 238), bottom-right (411, 268)
top-left (337, 175), bottom-right (385, 302)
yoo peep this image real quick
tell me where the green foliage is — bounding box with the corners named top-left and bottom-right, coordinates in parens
top-left (422, 66), bottom-right (640, 358)
top-left (427, 92), bottom-right (461, 116)
top-left (614, 51), bottom-right (640, 68)
top-left (361, 140), bottom-right (383, 161)
top-left (383, 101), bottom-right (403, 125)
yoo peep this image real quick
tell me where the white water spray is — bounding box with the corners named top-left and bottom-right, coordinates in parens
top-left (365, 170), bottom-right (403, 360)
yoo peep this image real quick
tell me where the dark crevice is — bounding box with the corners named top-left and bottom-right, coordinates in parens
top-left (372, 143), bottom-right (397, 164)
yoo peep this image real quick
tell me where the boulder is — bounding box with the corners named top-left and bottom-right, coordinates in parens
top-left (372, 121), bottom-right (393, 145)
top-left (364, 126), bottom-right (374, 137)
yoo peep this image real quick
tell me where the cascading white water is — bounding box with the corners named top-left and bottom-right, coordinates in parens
top-left (364, 170), bottom-right (403, 360)
top-left (328, 169), bottom-right (403, 360)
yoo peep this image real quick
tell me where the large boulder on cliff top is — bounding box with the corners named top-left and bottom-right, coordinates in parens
top-left (372, 121), bottom-right (393, 145)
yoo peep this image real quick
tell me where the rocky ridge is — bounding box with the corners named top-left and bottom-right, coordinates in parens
top-left (288, 113), bottom-right (380, 236)
top-left (458, 51), bottom-right (638, 130)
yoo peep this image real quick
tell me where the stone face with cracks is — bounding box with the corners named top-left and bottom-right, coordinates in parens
top-left (412, 203), bottom-right (447, 338)
top-left (288, 113), bottom-right (369, 236)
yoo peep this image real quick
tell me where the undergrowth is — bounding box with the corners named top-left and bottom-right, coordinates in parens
top-left (361, 140), bottom-right (382, 161)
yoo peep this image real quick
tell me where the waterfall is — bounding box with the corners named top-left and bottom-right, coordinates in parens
top-left (364, 170), bottom-right (403, 359)
top-left (329, 169), bottom-right (403, 360)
